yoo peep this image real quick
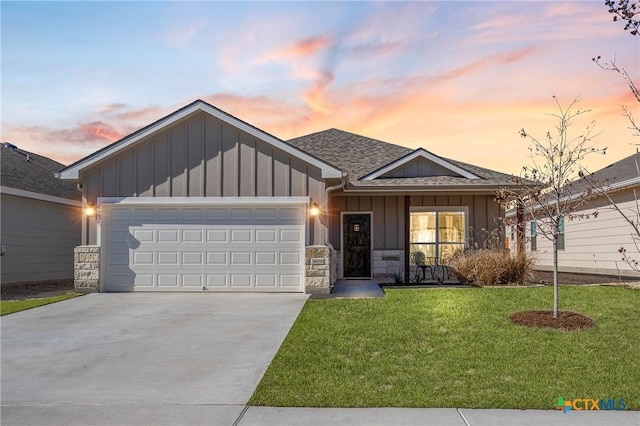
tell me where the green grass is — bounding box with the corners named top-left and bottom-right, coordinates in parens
top-left (0, 294), bottom-right (79, 316)
top-left (250, 287), bottom-right (640, 409)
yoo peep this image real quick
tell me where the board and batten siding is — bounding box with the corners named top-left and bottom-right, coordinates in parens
top-left (329, 193), bottom-right (502, 250)
top-left (82, 112), bottom-right (326, 245)
top-left (1, 194), bottom-right (81, 284)
top-left (380, 157), bottom-right (459, 178)
top-left (523, 187), bottom-right (640, 277)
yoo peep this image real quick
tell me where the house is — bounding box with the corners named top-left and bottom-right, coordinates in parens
top-left (1, 143), bottom-right (82, 285)
top-left (506, 153), bottom-right (640, 278)
top-left (58, 99), bottom-right (520, 293)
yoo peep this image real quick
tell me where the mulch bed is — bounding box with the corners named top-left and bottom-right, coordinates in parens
top-left (510, 310), bottom-right (595, 331)
top-left (1, 280), bottom-right (75, 300)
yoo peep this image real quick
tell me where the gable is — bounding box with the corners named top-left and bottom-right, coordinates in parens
top-left (362, 149), bottom-right (480, 181)
top-left (378, 156), bottom-right (462, 178)
top-left (80, 111), bottom-right (326, 199)
top-left (58, 100), bottom-right (341, 181)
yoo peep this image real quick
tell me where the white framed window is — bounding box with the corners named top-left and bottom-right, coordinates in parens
top-left (409, 207), bottom-right (467, 263)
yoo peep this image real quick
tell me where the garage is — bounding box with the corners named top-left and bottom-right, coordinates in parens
top-left (101, 200), bottom-right (306, 292)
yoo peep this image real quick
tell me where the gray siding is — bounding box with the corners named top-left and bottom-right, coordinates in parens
top-left (330, 193), bottom-right (502, 250)
top-left (1, 194), bottom-right (81, 284)
top-left (82, 112), bottom-right (325, 245)
top-left (381, 157), bottom-right (459, 178)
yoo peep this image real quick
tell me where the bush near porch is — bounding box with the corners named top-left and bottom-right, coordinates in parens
top-left (449, 250), bottom-right (535, 286)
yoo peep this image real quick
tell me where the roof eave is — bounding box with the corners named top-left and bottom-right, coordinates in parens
top-left (58, 100), bottom-right (342, 181)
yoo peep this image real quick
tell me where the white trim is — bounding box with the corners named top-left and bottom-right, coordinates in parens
top-left (0, 186), bottom-right (81, 207)
top-left (340, 211), bottom-right (373, 279)
top-left (362, 148), bottom-right (480, 180)
top-left (97, 196), bottom-right (311, 206)
top-left (58, 101), bottom-right (342, 180)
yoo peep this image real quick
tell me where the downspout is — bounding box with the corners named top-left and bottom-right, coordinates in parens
top-left (323, 172), bottom-right (348, 246)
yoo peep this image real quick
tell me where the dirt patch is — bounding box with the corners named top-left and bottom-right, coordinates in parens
top-left (510, 310), bottom-right (595, 331)
top-left (1, 280), bottom-right (75, 300)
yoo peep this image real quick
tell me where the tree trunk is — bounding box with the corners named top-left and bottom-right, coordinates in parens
top-left (553, 235), bottom-right (559, 319)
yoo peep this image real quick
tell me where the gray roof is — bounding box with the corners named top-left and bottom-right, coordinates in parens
top-left (1, 143), bottom-right (81, 201)
top-left (588, 152), bottom-right (640, 185)
top-left (288, 128), bottom-right (517, 188)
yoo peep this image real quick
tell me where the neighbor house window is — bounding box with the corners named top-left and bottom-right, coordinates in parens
top-left (410, 209), bottom-right (466, 263)
top-left (557, 215), bottom-right (565, 250)
top-left (530, 221), bottom-right (537, 252)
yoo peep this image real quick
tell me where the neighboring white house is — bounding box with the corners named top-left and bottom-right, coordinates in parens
top-left (1, 143), bottom-right (82, 285)
top-left (506, 153), bottom-right (640, 278)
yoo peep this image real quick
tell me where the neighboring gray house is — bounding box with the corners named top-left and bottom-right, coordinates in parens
top-left (1, 143), bottom-right (82, 285)
top-left (58, 100), bottom-right (520, 293)
top-left (507, 153), bottom-right (640, 278)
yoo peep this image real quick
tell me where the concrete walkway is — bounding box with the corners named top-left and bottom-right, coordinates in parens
top-left (1, 293), bottom-right (308, 426)
top-left (311, 279), bottom-right (386, 299)
top-left (235, 407), bottom-right (639, 425)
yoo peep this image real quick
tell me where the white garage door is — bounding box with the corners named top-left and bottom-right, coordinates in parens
top-left (102, 204), bottom-right (305, 292)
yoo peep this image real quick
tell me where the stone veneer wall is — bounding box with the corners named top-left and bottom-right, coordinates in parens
top-left (74, 245), bottom-right (100, 293)
top-left (305, 245), bottom-right (335, 294)
top-left (373, 250), bottom-right (404, 278)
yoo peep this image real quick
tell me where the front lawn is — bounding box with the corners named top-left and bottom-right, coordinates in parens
top-left (0, 294), bottom-right (79, 316)
top-left (250, 287), bottom-right (639, 409)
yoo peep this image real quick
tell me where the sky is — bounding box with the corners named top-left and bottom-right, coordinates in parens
top-left (1, 1), bottom-right (639, 176)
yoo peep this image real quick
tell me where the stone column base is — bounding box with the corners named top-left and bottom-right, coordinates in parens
top-left (74, 246), bottom-right (100, 293)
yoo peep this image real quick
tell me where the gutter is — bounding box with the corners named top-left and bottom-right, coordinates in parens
top-left (323, 173), bottom-right (348, 246)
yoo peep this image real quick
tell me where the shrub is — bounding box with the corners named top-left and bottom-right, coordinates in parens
top-left (386, 267), bottom-right (406, 285)
top-left (449, 249), bottom-right (535, 286)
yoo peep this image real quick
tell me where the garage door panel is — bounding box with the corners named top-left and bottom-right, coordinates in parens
top-left (231, 275), bottom-right (252, 287)
top-left (207, 229), bottom-right (228, 242)
top-left (158, 229), bottom-right (179, 242)
top-left (206, 252), bottom-right (228, 265)
top-left (230, 229), bottom-right (252, 243)
top-left (104, 204), bottom-right (305, 292)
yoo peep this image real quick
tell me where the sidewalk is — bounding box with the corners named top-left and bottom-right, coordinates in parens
top-left (235, 407), bottom-right (639, 426)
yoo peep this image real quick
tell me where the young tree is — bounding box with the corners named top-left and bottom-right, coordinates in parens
top-left (497, 96), bottom-right (606, 318)
top-left (605, 0), bottom-right (640, 35)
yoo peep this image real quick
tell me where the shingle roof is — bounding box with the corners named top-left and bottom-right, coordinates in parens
top-left (588, 152), bottom-right (640, 185)
top-left (1, 144), bottom-right (81, 201)
top-left (288, 128), bottom-right (517, 188)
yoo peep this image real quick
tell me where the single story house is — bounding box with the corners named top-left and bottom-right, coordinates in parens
top-left (1, 143), bottom-right (82, 285)
top-left (506, 152), bottom-right (640, 278)
top-left (58, 99), bottom-right (520, 293)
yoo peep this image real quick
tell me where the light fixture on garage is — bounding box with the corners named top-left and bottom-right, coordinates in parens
top-left (85, 202), bottom-right (97, 217)
top-left (309, 202), bottom-right (321, 217)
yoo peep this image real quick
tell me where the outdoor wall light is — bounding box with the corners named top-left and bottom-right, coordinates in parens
top-left (309, 202), bottom-right (321, 217)
top-left (85, 203), bottom-right (97, 217)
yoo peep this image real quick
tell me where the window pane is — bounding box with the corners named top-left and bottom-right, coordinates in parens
top-left (439, 243), bottom-right (465, 262)
top-left (409, 244), bottom-right (435, 264)
top-left (438, 212), bottom-right (465, 243)
top-left (410, 212), bottom-right (436, 243)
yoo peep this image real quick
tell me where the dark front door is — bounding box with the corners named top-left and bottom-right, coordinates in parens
top-left (343, 214), bottom-right (371, 278)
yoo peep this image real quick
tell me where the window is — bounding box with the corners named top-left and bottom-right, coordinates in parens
top-left (557, 215), bottom-right (565, 250)
top-left (410, 209), bottom-right (466, 263)
top-left (530, 221), bottom-right (537, 251)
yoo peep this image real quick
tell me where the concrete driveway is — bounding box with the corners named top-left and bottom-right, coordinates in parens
top-left (1, 293), bottom-right (308, 425)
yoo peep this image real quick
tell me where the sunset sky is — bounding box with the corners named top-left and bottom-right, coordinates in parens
top-left (2, 1), bottom-right (638, 176)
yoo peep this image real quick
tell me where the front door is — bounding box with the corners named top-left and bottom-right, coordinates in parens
top-left (343, 214), bottom-right (371, 278)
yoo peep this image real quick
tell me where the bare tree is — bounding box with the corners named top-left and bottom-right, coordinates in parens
top-left (497, 96), bottom-right (606, 318)
top-left (605, 0), bottom-right (640, 35)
